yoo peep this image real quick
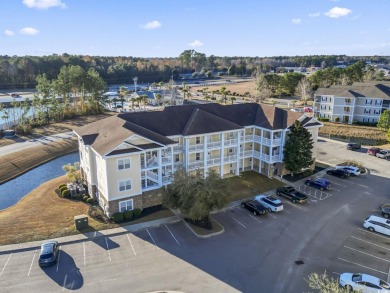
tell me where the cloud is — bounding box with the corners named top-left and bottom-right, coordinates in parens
top-left (292, 18), bottom-right (301, 24)
top-left (324, 7), bottom-right (352, 18)
top-left (309, 12), bottom-right (321, 17)
top-left (22, 0), bottom-right (66, 9)
top-left (4, 30), bottom-right (15, 36)
top-left (381, 42), bottom-right (390, 47)
top-left (19, 27), bottom-right (40, 35)
top-left (189, 40), bottom-right (204, 47)
top-left (140, 20), bottom-right (161, 30)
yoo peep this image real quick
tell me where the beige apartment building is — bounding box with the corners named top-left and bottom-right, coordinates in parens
top-left (74, 103), bottom-right (322, 217)
top-left (314, 82), bottom-right (390, 124)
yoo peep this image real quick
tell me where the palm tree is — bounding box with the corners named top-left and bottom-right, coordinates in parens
top-left (229, 97), bottom-right (236, 104)
top-left (111, 97), bottom-right (119, 109)
top-left (140, 94), bottom-right (149, 110)
top-left (155, 93), bottom-right (162, 107)
top-left (220, 87), bottom-right (227, 104)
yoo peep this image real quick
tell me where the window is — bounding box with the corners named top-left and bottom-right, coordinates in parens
top-left (345, 98), bottom-right (351, 104)
top-left (344, 107), bottom-right (350, 112)
top-left (119, 199), bottom-right (133, 212)
top-left (375, 100), bottom-right (382, 105)
top-left (374, 109), bottom-right (380, 115)
top-left (228, 132), bottom-right (235, 138)
top-left (196, 136), bottom-right (201, 144)
top-left (365, 99), bottom-right (372, 105)
top-left (175, 154), bottom-right (180, 162)
top-left (118, 158), bottom-right (131, 170)
top-left (119, 179), bottom-right (132, 192)
top-left (364, 109), bottom-right (371, 114)
top-left (196, 153), bottom-right (200, 161)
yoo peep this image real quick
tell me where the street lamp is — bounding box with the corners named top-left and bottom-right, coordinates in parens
top-left (133, 77), bottom-right (138, 93)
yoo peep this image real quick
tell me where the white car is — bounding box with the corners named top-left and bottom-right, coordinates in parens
top-left (254, 195), bottom-right (283, 212)
top-left (376, 150), bottom-right (390, 159)
top-left (290, 108), bottom-right (303, 112)
top-left (339, 273), bottom-right (390, 292)
top-left (363, 215), bottom-right (390, 237)
top-left (335, 165), bottom-right (361, 176)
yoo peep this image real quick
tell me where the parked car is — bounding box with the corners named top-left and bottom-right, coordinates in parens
top-left (38, 241), bottom-right (59, 267)
top-left (363, 215), bottom-right (390, 237)
top-left (339, 272), bottom-right (390, 292)
top-left (326, 168), bottom-right (350, 179)
top-left (254, 195), bottom-right (283, 212)
top-left (381, 204), bottom-right (390, 219)
top-left (303, 107), bottom-right (312, 112)
top-left (346, 143), bottom-right (361, 151)
top-left (335, 165), bottom-right (361, 176)
top-left (305, 177), bottom-right (331, 191)
top-left (290, 108), bottom-right (303, 113)
top-left (241, 200), bottom-right (268, 216)
top-left (368, 147), bottom-right (381, 156)
top-left (376, 150), bottom-right (390, 159)
top-left (276, 186), bottom-right (308, 203)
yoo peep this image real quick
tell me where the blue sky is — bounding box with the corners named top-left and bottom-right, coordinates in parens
top-left (1, 0), bottom-right (390, 57)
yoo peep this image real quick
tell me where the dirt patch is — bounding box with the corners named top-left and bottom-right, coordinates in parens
top-left (319, 122), bottom-right (387, 142)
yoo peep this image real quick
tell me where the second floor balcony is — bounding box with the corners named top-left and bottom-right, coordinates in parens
top-left (189, 144), bottom-right (204, 152)
top-left (188, 161), bottom-right (204, 171)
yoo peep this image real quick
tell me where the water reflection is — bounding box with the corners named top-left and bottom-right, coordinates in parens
top-left (0, 152), bottom-right (80, 210)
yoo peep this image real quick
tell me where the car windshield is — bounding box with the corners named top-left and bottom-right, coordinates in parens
top-left (40, 252), bottom-right (53, 259)
top-left (315, 178), bottom-right (328, 184)
top-left (352, 274), bottom-right (362, 282)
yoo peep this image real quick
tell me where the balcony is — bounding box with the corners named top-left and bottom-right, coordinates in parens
top-left (162, 157), bottom-right (172, 164)
top-left (273, 138), bottom-right (282, 145)
top-left (162, 175), bottom-right (173, 183)
top-left (225, 155), bottom-right (237, 162)
top-left (240, 150), bottom-right (253, 157)
top-left (207, 157), bottom-right (221, 166)
top-left (142, 183), bottom-right (159, 191)
top-left (188, 161), bottom-right (204, 170)
top-left (189, 144), bottom-right (204, 152)
top-left (207, 141), bottom-right (222, 149)
top-left (253, 150), bottom-right (261, 158)
top-left (261, 153), bottom-right (270, 161)
top-left (241, 134), bottom-right (253, 142)
top-left (146, 170), bottom-right (158, 181)
top-left (173, 145), bottom-right (184, 153)
top-left (174, 161), bottom-right (183, 169)
top-left (262, 137), bottom-right (271, 145)
top-left (271, 154), bottom-right (281, 162)
top-left (141, 156), bottom-right (159, 169)
top-left (224, 139), bottom-right (237, 146)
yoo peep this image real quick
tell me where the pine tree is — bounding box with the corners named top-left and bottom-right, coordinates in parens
top-left (283, 120), bottom-right (314, 174)
top-left (377, 109), bottom-right (390, 131)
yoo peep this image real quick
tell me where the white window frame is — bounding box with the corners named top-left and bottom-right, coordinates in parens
top-left (118, 179), bottom-right (132, 192)
top-left (195, 136), bottom-right (201, 144)
top-left (119, 199), bottom-right (134, 212)
top-left (196, 153), bottom-right (201, 161)
top-left (118, 158), bottom-right (131, 171)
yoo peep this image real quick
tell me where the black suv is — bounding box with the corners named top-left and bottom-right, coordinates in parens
top-left (381, 204), bottom-right (390, 218)
top-left (326, 168), bottom-right (349, 179)
top-left (347, 143), bottom-right (361, 150)
top-left (241, 200), bottom-right (268, 216)
top-left (276, 186), bottom-right (308, 203)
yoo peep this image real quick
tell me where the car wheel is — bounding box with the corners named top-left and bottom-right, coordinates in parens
top-left (305, 182), bottom-right (310, 186)
top-left (241, 203), bottom-right (245, 208)
top-left (320, 187), bottom-right (324, 191)
top-left (344, 285), bottom-right (353, 292)
top-left (384, 213), bottom-right (389, 219)
top-left (368, 227), bottom-right (375, 232)
top-left (268, 208), bottom-right (272, 213)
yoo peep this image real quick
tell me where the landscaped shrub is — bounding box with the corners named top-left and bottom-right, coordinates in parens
top-left (83, 196), bottom-right (89, 202)
top-left (58, 184), bottom-right (66, 189)
top-left (112, 212), bottom-right (124, 222)
top-left (59, 186), bottom-right (68, 193)
top-left (133, 208), bottom-right (142, 218)
top-left (334, 117), bottom-right (340, 122)
top-left (318, 118), bottom-right (330, 122)
top-left (73, 194), bottom-right (83, 200)
top-left (62, 190), bottom-right (70, 198)
top-left (123, 210), bottom-right (134, 220)
top-left (86, 198), bottom-right (94, 204)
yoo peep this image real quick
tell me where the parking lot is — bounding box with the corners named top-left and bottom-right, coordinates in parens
top-left (1, 141), bottom-right (390, 292)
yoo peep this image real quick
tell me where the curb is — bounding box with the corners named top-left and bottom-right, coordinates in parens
top-left (182, 217), bottom-right (225, 239)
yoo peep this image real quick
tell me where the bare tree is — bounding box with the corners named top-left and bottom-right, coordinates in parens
top-left (306, 271), bottom-right (350, 293)
top-left (296, 77), bottom-right (311, 106)
top-left (254, 73), bottom-right (271, 103)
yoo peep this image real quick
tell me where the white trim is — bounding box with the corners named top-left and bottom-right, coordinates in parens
top-left (108, 192), bottom-right (142, 201)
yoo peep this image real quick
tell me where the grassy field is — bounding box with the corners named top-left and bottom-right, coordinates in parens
top-left (190, 80), bottom-right (257, 97)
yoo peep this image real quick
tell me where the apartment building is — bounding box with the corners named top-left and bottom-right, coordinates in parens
top-left (74, 103), bottom-right (322, 217)
top-left (314, 82), bottom-right (390, 124)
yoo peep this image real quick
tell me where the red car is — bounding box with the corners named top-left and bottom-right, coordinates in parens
top-left (367, 147), bottom-right (381, 156)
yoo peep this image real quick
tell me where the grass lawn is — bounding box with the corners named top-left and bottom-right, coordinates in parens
top-left (225, 171), bottom-right (285, 202)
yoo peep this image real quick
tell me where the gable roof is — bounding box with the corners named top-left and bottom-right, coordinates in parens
top-left (314, 82), bottom-right (390, 99)
top-left (74, 103), bottom-right (313, 156)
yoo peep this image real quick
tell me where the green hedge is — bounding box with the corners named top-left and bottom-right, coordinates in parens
top-left (83, 196), bottom-right (89, 202)
top-left (112, 212), bottom-right (124, 222)
top-left (58, 184), bottom-right (66, 189)
top-left (62, 190), bottom-right (70, 198)
top-left (133, 208), bottom-right (142, 218)
top-left (59, 186), bottom-right (68, 193)
top-left (86, 198), bottom-right (94, 204)
top-left (123, 210), bottom-right (133, 220)
top-left (73, 194), bottom-right (83, 200)
top-left (318, 118), bottom-right (330, 122)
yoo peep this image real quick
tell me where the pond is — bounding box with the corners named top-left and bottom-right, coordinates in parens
top-left (0, 152), bottom-right (80, 210)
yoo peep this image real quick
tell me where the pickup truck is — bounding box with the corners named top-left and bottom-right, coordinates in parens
top-left (276, 186), bottom-right (308, 203)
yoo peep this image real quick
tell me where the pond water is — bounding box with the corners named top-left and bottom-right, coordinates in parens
top-left (0, 152), bottom-right (80, 210)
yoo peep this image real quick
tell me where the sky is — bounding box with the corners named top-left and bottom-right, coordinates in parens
top-left (1, 0), bottom-right (390, 58)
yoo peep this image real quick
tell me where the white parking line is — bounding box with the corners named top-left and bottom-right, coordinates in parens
top-left (283, 200), bottom-right (305, 210)
top-left (371, 209), bottom-right (381, 212)
top-left (331, 182), bottom-right (347, 187)
top-left (62, 275), bottom-right (68, 291)
top-left (126, 234), bottom-right (136, 255)
top-left (269, 214), bottom-right (277, 219)
top-left (225, 211), bottom-right (246, 228)
top-left (27, 249), bottom-right (37, 277)
top-left (165, 225), bottom-right (181, 246)
top-left (238, 207), bottom-right (262, 223)
top-left (344, 246), bottom-right (390, 263)
top-left (332, 272), bottom-right (341, 275)
top-left (0, 254), bottom-right (12, 279)
top-left (105, 237), bottom-right (112, 262)
top-left (351, 236), bottom-right (390, 252)
top-left (56, 246), bottom-right (61, 272)
top-left (356, 228), bottom-right (390, 241)
top-left (83, 241), bottom-right (86, 266)
top-left (338, 258), bottom-right (387, 275)
top-left (146, 229), bottom-right (159, 249)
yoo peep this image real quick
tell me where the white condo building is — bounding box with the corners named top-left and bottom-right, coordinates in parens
top-left (74, 103), bottom-right (322, 217)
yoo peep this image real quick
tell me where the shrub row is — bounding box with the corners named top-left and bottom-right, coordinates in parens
top-left (112, 208), bottom-right (142, 222)
top-left (317, 118), bottom-right (330, 122)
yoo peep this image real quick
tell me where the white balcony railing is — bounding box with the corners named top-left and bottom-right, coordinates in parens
top-left (253, 150), bottom-right (261, 158)
top-left (207, 157), bottom-right (221, 165)
top-left (261, 153), bottom-right (270, 161)
top-left (273, 138), bottom-right (282, 145)
top-left (189, 144), bottom-right (204, 152)
top-left (174, 161), bottom-right (183, 168)
top-left (261, 137), bottom-right (271, 145)
top-left (162, 175), bottom-right (173, 183)
top-left (271, 155), bottom-right (281, 162)
top-left (146, 170), bottom-right (158, 181)
top-left (241, 134), bottom-right (253, 142)
top-left (162, 157), bottom-right (172, 164)
top-left (173, 145), bottom-right (184, 153)
top-left (142, 184), bottom-right (159, 191)
top-left (225, 155), bottom-right (237, 162)
top-left (224, 139), bottom-right (237, 146)
top-left (240, 150), bottom-right (253, 157)
top-left (141, 155), bottom-right (159, 169)
top-left (207, 141), bottom-right (222, 149)
top-left (188, 161), bottom-right (204, 170)
top-left (253, 135), bottom-right (262, 143)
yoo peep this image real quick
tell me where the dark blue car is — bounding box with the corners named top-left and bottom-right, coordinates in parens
top-left (305, 177), bottom-right (331, 191)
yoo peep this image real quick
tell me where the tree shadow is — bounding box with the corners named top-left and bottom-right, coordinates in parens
top-left (41, 250), bottom-right (83, 290)
top-left (80, 227), bottom-right (120, 251)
